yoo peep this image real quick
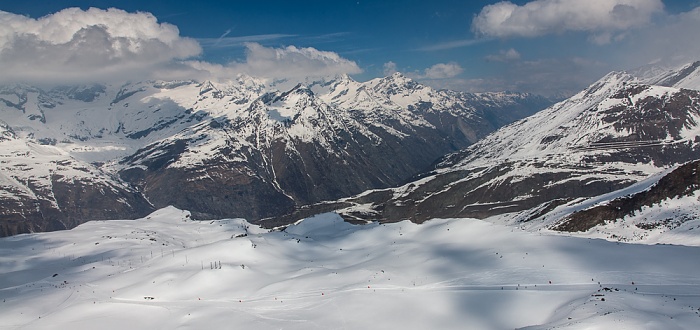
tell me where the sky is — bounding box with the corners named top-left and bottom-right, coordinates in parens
top-left (1, 0), bottom-right (700, 96)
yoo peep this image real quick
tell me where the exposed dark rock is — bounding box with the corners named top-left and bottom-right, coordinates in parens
top-left (111, 86), bottom-right (146, 105)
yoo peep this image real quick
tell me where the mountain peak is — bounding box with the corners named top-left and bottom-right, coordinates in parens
top-left (335, 73), bottom-right (355, 82)
top-left (387, 72), bottom-right (413, 83)
top-left (371, 72), bottom-right (425, 96)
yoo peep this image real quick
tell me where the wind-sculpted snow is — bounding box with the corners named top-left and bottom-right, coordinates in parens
top-left (1, 207), bottom-right (700, 329)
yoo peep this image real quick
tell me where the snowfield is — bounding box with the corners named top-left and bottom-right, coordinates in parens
top-left (2, 207), bottom-right (700, 329)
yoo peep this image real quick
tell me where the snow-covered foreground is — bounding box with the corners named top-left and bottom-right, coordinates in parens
top-left (2, 207), bottom-right (700, 329)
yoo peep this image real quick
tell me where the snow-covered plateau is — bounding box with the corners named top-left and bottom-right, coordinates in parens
top-left (2, 206), bottom-right (700, 330)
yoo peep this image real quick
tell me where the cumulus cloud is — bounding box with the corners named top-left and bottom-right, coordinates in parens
top-left (472, 0), bottom-right (664, 39)
top-left (423, 62), bottom-right (464, 79)
top-left (0, 7), bottom-right (202, 84)
top-left (485, 48), bottom-right (521, 62)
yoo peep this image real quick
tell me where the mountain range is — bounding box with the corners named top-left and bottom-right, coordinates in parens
top-left (0, 73), bottom-right (549, 236)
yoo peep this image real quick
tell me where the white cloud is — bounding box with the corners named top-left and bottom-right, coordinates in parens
top-left (383, 61), bottom-right (398, 76)
top-left (0, 7), bottom-right (202, 84)
top-left (409, 62), bottom-right (464, 80)
top-left (485, 48), bottom-right (521, 62)
top-left (472, 0), bottom-right (664, 39)
top-left (185, 43), bottom-right (362, 82)
top-left (0, 8), bottom-right (363, 85)
top-left (231, 43), bottom-right (362, 79)
top-left (424, 62), bottom-right (464, 79)
top-left (415, 38), bottom-right (488, 52)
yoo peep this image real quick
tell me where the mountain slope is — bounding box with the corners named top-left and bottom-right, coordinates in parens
top-left (639, 60), bottom-right (700, 90)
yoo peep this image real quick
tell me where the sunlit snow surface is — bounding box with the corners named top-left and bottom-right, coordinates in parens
top-left (1, 207), bottom-right (700, 329)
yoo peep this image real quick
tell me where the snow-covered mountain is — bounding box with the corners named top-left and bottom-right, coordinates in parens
top-left (287, 63), bottom-right (700, 232)
top-left (0, 74), bottom-right (549, 236)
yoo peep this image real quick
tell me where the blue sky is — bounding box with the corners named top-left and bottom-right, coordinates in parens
top-left (1, 0), bottom-right (700, 96)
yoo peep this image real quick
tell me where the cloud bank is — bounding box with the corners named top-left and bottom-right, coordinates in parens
top-left (624, 6), bottom-right (700, 68)
top-left (465, 0), bottom-right (700, 96)
top-left (0, 8), bottom-right (362, 84)
top-left (472, 0), bottom-right (664, 39)
top-left (188, 43), bottom-right (362, 81)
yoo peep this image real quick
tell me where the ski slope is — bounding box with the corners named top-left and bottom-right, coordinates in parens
top-left (2, 207), bottom-right (700, 329)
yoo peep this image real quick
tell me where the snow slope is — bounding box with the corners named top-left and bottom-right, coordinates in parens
top-left (1, 207), bottom-right (700, 329)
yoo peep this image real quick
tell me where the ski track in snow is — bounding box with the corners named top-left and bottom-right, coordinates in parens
top-left (1, 207), bottom-right (700, 329)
